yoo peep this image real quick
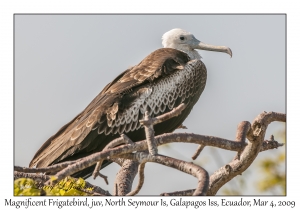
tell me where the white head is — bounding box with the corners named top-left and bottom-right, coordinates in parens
top-left (162, 28), bottom-right (232, 60)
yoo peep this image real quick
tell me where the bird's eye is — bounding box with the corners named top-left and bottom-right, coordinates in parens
top-left (180, 36), bottom-right (185, 40)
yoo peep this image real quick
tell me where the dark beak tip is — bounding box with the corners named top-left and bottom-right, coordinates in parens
top-left (227, 48), bottom-right (233, 58)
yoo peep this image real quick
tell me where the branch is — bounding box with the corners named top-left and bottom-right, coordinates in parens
top-left (261, 139), bottom-right (284, 152)
top-left (15, 109), bottom-right (285, 195)
top-left (114, 159), bottom-right (139, 195)
top-left (233, 121), bottom-right (250, 160)
top-left (160, 189), bottom-right (195, 196)
top-left (121, 152), bottom-right (209, 195)
top-left (46, 121), bottom-right (283, 185)
top-left (208, 111), bottom-right (285, 195)
top-left (126, 163), bottom-right (146, 196)
top-left (192, 145), bottom-right (205, 160)
top-left (14, 160), bottom-right (77, 174)
top-left (92, 134), bottom-right (134, 183)
top-left (140, 103), bottom-right (187, 126)
top-left (14, 171), bottom-right (50, 182)
top-left (140, 103), bottom-right (187, 155)
top-left (140, 111), bottom-right (158, 155)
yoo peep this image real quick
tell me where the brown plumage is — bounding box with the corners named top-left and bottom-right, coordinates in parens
top-left (29, 48), bottom-right (207, 178)
top-left (29, 28), bottom-right (231, 178)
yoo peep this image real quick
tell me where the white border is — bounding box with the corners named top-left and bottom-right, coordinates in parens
top-left (1, 1), bottom-right (297, 209)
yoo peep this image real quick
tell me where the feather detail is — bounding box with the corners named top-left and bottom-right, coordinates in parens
top-left (29, 48), bottom-right (207, 177)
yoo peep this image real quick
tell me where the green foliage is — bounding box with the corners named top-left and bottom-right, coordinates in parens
top-left (256, 154), bottom-right (286, 194)
top-left (14, 176), bottom-right (93, 196)
top-left (14, 178), bottom-right (41, 196)
top-left (256, 128), bottom-right (286, 195)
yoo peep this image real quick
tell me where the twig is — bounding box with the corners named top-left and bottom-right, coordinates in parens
top-left (114, 183), bottom-right (118, 196)
top-left (160, 189), bottom-right (195, 196)
top-left (139, 103), bottom-right (187, 155)
top-left (233, 121), bottom-right (251, 160)
top-left (126, 163), bottom-right (146, 196)
top-left (192, 145), bottom-right (205, 160)
top-left (76, 188), bottom-right (104, 196)
top-left (14, 171), bottom-right (50, 182)
top-left (140, 103), bottom-right (187, 126)
top-left (14, 160), bottom-right (77, 174)
top-left (177, 124), bottom-right (188, 129)
top-left (260, 140), bottom-right (284, 152)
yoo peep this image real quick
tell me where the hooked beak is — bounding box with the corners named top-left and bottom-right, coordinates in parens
top-left (193, 41), bottom-right (232, 58)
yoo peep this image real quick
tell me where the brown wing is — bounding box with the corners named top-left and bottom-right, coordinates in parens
top-left (29, 48), bottom-right (190, 168)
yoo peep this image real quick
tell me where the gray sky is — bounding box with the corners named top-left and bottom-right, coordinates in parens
top-left (15, 15), bottom-right (285, 195)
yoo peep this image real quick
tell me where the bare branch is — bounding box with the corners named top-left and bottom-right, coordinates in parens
top-left (139, 103), bottom-right (186, 155)
top-left (17, 110), bottom-right (284, 195)
top-left (152, 103), bottom-right (186, 125)
top-left (261, 140), bottom-right (284, 152)
top-left (92, 134), bottom-right (134, 181)
top-left (114, 159), bottom-right (139, 196)
top-left (161, 189), bottom-right (195, 196)
top-left (233, 121), bottom-right (251, 160)
top-left (122, 152), bottom-right (209, 195)
top-left (177, 124), bottom-right (188, 129)
top-left (140, 111), bottom-right (158, 155)
top-left (126, 163), bottom-right (146, 196)
top-left (45, 133), bottom-right (256, 184)
top-left (159, 137), bottom-right (284, 196)
top-left (192, 145), bottom-right (205, 160)
top-left (208, 111), bottom-right (286, 195)
top-left (247, 111), bottom-right (286, 142)
top-left (14, 171), bottom-right (50, 182)
top-left (14, 161), bottom-right (76, 174)
top-left (92, 170), bottom-right (109, 185)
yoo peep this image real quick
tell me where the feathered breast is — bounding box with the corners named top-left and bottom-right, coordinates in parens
top-left (93, 58), bottom-right (206, 136)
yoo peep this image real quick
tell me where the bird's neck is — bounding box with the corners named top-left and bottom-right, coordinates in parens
top-left (175, 47), bottom-right (201, 60)
top-left (185, 49), bottom-right (202, 60)
top-left (165, 45), bottom-right (202, 60)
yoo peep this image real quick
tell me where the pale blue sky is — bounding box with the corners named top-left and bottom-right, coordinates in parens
top-left (14, 15), bottom-right (285, 195)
